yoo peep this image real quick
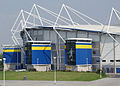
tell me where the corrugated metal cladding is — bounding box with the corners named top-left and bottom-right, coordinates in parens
top-left (3, 48), bottom-right (21, 63)
top-left (76, 43), bottom-right (92, 65)
top-left (31, 44), bottom-right (51, 64)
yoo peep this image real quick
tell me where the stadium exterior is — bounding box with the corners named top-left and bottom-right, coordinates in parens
top-left (3, 4), bottom-right (120, 73)
top-left (19, 25), bottom-right (120, 72)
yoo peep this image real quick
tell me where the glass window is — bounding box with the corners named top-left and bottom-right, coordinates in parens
top-left (96, 60), bottom-right (100, 62)
top-left (66, 40), bottom-right (76, 65)
top-left (102, 60), bottom-right (106, 62)
top-left (116, 60), bottom-right (120, 62)
top-left (110, 60), bottom-right (114, 62)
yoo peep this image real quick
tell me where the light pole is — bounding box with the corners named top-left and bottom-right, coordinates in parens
top-left (100, 58), bottom-right (102, 78)
top-left (3, 58), bottom-right (6, 86)
top-left (54, 57), bottom-right (56, 84)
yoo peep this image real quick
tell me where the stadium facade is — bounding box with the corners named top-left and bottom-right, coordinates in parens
top-left (2, 4), bottom-right (120, 73)
top-left (20, 25), bottom-right (120, 72)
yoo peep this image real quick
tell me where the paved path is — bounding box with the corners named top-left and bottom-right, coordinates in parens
top-left (0, 78), bottom-right (120, 86)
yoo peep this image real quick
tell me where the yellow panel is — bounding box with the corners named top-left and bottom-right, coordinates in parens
top-left (64, 45), bottom-right (66, 49)
top-left (76, 45), bottom-right (92, 49)
top-left (32, 47), bottom-right (51, 50)
top-left (66, 66), bottom-right (72, 68)
top-left (25, 47), bottom-right (27, 50)
top-left (3, 49), bottom-right (21, 52)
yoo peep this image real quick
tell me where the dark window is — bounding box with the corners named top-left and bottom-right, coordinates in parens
top-left (77, 40), bottom-right (91, 42)
top-left (116, 60), bottom-right (120, 62)
top-left (93, 51), bottom-right (96, 54)
top-left (66, 40), bottom-right (76, 65)
top-left (26, 42), bottom-right (32, 64)
top-left (102, 60), bottom-right (106, 62)
top-left (110, 60), bottom-right (114, 62)
top-left (96, 60), bottom-right (100, 62)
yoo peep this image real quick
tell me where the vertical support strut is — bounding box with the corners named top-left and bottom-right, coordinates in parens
top-left (113, 36), bottom-right (116, 74)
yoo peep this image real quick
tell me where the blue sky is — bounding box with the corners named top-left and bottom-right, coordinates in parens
top-left (0, 0), bottom-right (120, 50)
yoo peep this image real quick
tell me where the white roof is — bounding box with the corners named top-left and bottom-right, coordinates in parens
top-left (26, 25), bottom-right (120, 35)
top-left (25, 41), bottom-right (51, 43)
top-left (55, 25), bottom-right (120, 35)
top-left (67, 38), bottom-right (92, 41)
top-left (2, 45), bottom-right (21, 48)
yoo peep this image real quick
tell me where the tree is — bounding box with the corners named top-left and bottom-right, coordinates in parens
top-left (0, 53), bottom-right (3, 59)
top-left (0, 53), bottom-right (3, 70)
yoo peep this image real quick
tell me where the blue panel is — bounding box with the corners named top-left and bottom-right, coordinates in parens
top-left (76, 43), bottom-right (92, 45)
top-left (3, 52), bottom-right (21, 63)
top-left (32, 50), bottom-right (51, 64)
top-left (116, 68), bottom-right (120, 73)
top-left (32, 45), bottom-right (51, 47)
top-left (76, 49), bottom-right (92, 65)
top-left (3, 48), bottom-right (20, 50)
top-left (106, 68), bottom-right (110, 73)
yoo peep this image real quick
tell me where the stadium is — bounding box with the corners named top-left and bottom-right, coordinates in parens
top-left (2, 4), bottom-right (120, 73)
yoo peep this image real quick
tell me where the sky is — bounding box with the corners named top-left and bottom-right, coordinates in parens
top-left (0, 0), bottom-right (120, 51)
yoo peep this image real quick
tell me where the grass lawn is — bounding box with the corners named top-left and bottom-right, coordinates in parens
top-left (0, 71), bottom-right (107, 81)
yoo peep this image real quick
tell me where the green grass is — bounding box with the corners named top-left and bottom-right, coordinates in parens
top-left (0, 71), bottom-right (107, 81)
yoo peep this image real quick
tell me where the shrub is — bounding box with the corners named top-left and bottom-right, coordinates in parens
top-left (28, 68), bottom-right (36, 72)
top-left (96, 69), bottom-right (106, 76)
top-left (0, 53), bottom-right (3, 71)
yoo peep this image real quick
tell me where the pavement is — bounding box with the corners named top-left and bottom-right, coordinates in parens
top-left (0, 78), bottom-right (120, 86)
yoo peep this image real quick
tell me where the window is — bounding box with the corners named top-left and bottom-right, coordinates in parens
top-left (66, 40), bottom-right (76, 65)
top-left (96, 60), bottom-right (100, 62)
top-left (116, 60), bottom-right (120, 62)
top-left (110, 60), bottom-right (114, 62)
top-left (93, 51), bottom-right (96, 54)
top-left (102, 60), bottom-right (106, 62)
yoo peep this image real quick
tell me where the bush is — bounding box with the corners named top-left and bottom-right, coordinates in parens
top-left (28, 68), bottom-right (36, 72)
top-left (0, 53), bottom-right (3, 71)
top-left (96, 69), bottom-right (106, 76)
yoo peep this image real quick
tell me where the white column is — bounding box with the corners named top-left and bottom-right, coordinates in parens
top-left (54, 57), bottom-right (56, 84)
